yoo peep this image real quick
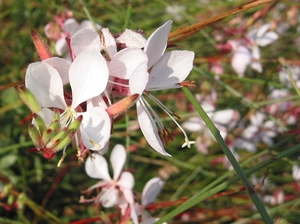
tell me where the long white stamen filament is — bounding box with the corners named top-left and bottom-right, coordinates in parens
top-left (143, 93), bottom-right (194, 147)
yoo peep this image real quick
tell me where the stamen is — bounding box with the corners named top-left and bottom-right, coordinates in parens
top-left (57, 147), bottom-right (67, 167)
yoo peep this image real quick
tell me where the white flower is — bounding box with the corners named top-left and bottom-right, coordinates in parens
top-left (229, 23), bottom-right (278, 76)
top-left (84, 145), bottom-right (135, 211)
top-left (133, 20), bottom-right (195, 156)
top-left (25, 48), bottom-right (110, 151)
top-left (131, 177), bottom-right (165, 224)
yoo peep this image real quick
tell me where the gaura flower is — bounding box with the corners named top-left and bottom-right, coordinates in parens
top-left (82, 144), bottom-right (135, 214)
top-left (25, 48), bottom-right (111, 155)
top-left (101, 21), bottom-right (195, 156)
top-left (131, 177), bottom-right (165, 224)
top-left (133, 20), bottom-right (195, 156)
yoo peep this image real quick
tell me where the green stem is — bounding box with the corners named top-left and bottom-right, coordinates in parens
top-left (182, 87), bottom-right (272, 223)
top-left (156, 140), bottom-right (300, 224)
top-left (80, 0), bottom-right (97, 30)
top-left (123, 1), bottom-right (132, 30)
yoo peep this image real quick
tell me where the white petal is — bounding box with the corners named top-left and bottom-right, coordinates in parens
top-left (101, 28), bottom-right (117, 58)
top-left (79, 20), bottom-right (101, 30)
top-left (256, 32), bottom-right (278, 47)
top-left (70, 49), bottom-right (109, 108)
top-left (34, 108), bottom-right (54, 127)
top-left (116, 29), bottom-right (147, 48)
top-left (85, 153), bottom-right (112, 181)
top-left (142, 177), bottom-right (165, 207)
top-left (212, 109), bottom-right (236, 125)
top-left (118, 172), bottom-right (135, 189)
top-left (129, 60), bottom-right (149, 94)
top-left (110, 144), bottom-right (127, 180)
top-left (63, 18), bottom-right (79, 36)
top-left (146, 51), bottom-right (194, 90)
top-left (144, 20), bottom-right (172, 68)
top-left (79, 107), bottom-right (111, 150)
top-left (44, 57), bottom-right (71, 85)
top-left (256, 23), bottom-right (270, 38)
top-left (182, 117), bottom-right (203, 132)
top-left (231, 46), bottom-right (251, 76)
top-left (109, 48), bottom-right (148, 79)
top-left (55, 37), bottom-right (68, 56)
top-left (71, 29), bottom-right (101, 56)
top-left (25, 62), bottom-right (67, 109)
top-left (101, 187), bottom-right (118, 207)
top-left (137, 100), bottom-right (171, 156)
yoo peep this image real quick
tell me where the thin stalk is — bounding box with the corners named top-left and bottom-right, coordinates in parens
top-left (123, 1), bottom-right (132, 30)
top-left (80, 0), bottom-right (97, 30)
top-left (155, 139), bottom-right (300, 224)
top-left (185, 87), bottom-right (271, 222)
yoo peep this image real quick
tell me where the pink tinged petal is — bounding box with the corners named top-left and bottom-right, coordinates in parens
top-left (137, 100), bottom-right (171, 156)
top-left (146, 51), bottom-right (195, 90)
top-left (43, 57), bottom-right (71, 85)
top-left (25, 62), bottom-right (67, 109)
top-left (109, 48), bottom-right (148, 79)
top-left (256, 32), bottom-right (278, 47)
top-left (118, 172), bottom-right (135, 189)
top-left (144, 20), bottom-right (172, 68)
top-left (231, 46), bottom-right (251, 77)
top-left (79, 107), bottom-right (111, 150)
top-left (101, 28), bottom-right (117, 58)
top-left (71, 29), bottom-right (101, 56)
top-left (101, 187), bottom-right (118, 207)
top-left (70, 49), bottom-right (109, 108)
top-left (85, 153), bottom-right (112, 181)
top-left (116, 29), bottom-right (147, 48)
top-left (110, 144), bottom-right (127, 180)
top-left (129, 61), bottom-right (149, 95)
top-left (63, 18), bottom-right (79, 36)
top-left (142, 177), bottom-right (165, 207)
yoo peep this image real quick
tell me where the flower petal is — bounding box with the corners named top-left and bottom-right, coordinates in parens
top-left (231, 45), bottom-right (251, 76)
top-left (102, 28), bottom-right (118, 58)
top-left (129, 61), bottom-right (149, 95)
top-left (146, 51), bottom-right (194, 90)
top-left (118, 172), bottom-right (135, 191)
top-left (144, 20), bottom-right (172, 68)
top-left (101, 187), bottom-right (118, 207)
top-left (70, 49), bottom-right (109, 108)
top-left (110, 144), bottom-right (127, 180)
top-left (85, 153), bottom-right (112, 181)
top-left (137, 100), bottom-right (171, 156)
top-left (256, 31), bottom-right (278, 47)
top-left (109, 48), bottom-right (148, 79)
top-left (142, 177), bottom-right (165, 207)
top-left (63, 18), bottom-right (79, 36)
top-left (25, 62), bottom-right (67, 109)
top-left (44, 57), bottom-right (71, 85)
top-left (71, 29), bottom-right (101, 57)
top-left (116, 29), bottom-right (146, 48)
top-left (79, 107), bottom-right (111, 150)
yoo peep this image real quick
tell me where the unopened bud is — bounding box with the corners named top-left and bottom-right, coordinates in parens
top-left (15, 85), bottom-right (42, 113)
top-left (106, 94), bottom-right (139, 117)
top-left (28, 124), bottom-right (41, 150)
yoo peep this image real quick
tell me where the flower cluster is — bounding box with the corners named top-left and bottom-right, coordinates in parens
top-left (17, 20), bottom-right (195, 164)
top-left (81, 144), bottom-right (165, 224)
